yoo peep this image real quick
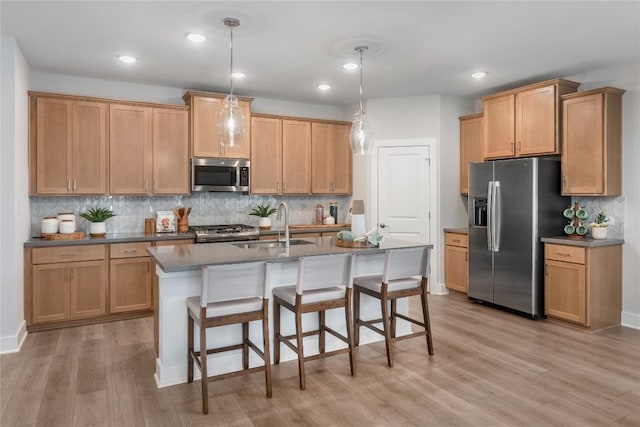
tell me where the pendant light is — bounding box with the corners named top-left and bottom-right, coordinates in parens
top-left (349, 46), bottom-right (374, 155)
top-left (218, 17), bottom-right (246, 149)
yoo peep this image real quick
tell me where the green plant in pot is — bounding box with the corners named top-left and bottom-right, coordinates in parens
top-left (589, 211), bottom-right (608, 240)
top-left (249, 204), bottom-right (277, 230)
top-left (80, 207), bottom-right (117, 237)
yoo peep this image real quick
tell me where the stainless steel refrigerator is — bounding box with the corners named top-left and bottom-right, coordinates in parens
top-left (468, 158), bottom-right (568, 318)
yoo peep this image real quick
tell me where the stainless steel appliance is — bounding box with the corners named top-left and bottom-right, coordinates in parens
top-left (468, 158), bottom-right (568, 318)
top-left (191, 158), bottom-right (250, 192)
top-left (190, 224), bottom-right (259, 243)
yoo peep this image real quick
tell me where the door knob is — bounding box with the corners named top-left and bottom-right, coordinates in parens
top-left (379, 223), bottom-right (387, 228)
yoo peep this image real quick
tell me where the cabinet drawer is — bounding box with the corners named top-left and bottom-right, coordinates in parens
top-left (545, 244), bottom-right (585, 264)
top-left (32, 245), bottom-right (106, 264)
top-left (110, 242), bottom-right (151, 259)
top-left (445, 233), bottom-right (468, 248)
top-left (155, 239), bottom-right (193, 246)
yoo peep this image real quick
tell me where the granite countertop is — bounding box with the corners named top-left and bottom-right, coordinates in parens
top-left (541, 236), bottom-right (624, 248)
top-left (24, 232), bottom-right (196, 248)
top-left (444, 227), bottom-right (468, 234)
top-left (147, 237), bottom-right (433, 273)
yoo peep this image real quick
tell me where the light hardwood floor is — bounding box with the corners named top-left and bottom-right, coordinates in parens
top-left (1, 291), bottom-right (639, 426)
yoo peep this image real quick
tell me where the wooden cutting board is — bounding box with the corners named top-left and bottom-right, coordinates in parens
top-left (42, 231), bottom-right (85, 240)
top-left (289, 224), bottom-right (349, 229)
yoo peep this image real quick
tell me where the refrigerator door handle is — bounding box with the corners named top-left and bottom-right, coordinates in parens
top-left (487, 181), bottom-right (494, 251)
top-left (493, 181), bottom-right (501, 252)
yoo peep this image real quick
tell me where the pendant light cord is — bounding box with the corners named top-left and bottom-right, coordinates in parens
top-left (359, 47), bottom-right (364, 112)
top-left (229, 24), bottom-right (234, 98)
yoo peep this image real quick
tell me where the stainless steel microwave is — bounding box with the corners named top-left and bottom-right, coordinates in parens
top-left (191, 158), bottom-right (250, 192)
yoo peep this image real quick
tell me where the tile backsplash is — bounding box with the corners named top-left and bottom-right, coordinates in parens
top-left (571, 196), bottom-right (624, 239)
top-left (30, 193), bottom-right (352, 236)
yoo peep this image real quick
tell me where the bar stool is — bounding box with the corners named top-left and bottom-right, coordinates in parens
top-left (187, 261), bottom-right (272, 414)
top-left (353, 246), bottom-right (433, 367)
top-left (273, 253), bottom-right (356, 390)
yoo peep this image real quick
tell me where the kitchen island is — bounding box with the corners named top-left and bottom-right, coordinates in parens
top-left (147, 236), bottom-right (432, 388)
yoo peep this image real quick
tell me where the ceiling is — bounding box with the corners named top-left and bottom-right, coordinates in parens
top-left (2, 1), bottom-right (639, 106)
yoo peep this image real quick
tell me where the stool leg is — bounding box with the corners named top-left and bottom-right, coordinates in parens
top-left (295, 297), bottom-right (306, 390)
top-left (353, 286), bottom-right (361, 346)
top-left (262, 300), bottom-right (273, 398)
top-left (390, 299), bottom-right (397, 339)
top-left (380, 289), bottom-right (394, 367)
top-left (187, 315), bottom-right (194, 383)
top-left (345, 288), bottom-right (355, 376)
top-left (242, 321), bottom-right (249, 370)
top-left (319, 310), bottom-right (326, 354)
top-left (421, 279), bottom-right (434, 355)
top-left (199, 319), bottom-right (209, 414)
top-left (274, 298), bottom-right (281, 365)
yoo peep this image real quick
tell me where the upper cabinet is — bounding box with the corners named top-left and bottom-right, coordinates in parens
top-left (561, 87), bottom-right (624, 196)
top-left (31, 95), bottom-right (107, 195)
top-left (182, 91), bottom-right (253, 159)
top-left (152, 108), bottom-right (190, 195)
top-left (459, 113), bottom-right (483, 195)
top-left (311, 123), bottom-right (352, 194)
top-left (482, 79), bottom-right (579, 160)
top-left (282, 119), bottom-right (312, 194)
top-left (250, 116), bottom-right (282, 194)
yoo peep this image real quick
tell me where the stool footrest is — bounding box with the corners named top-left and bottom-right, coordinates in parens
top-left (303, 347), bottom-right (351, 363)
top-left (206, 365), bottom-right (267, 383)
top-left (394, 313), bottom-right (425, 327)
top-left (324, 326), bottom-right (349, 345)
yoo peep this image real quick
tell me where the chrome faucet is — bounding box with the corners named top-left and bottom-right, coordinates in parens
top-left (277, 202), bottom-right (290, 248)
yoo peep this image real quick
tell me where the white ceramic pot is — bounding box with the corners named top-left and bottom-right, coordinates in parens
top-left (591, 226), bottom-right (608, 240)
top-left (59, 219), bottom-right (76, 234)
top-left (41, 216), bottom-right (59, 234)
top-left (258, 217), bottom-right (271, 230)
top-left (89, 221), bottom-right (107, 237)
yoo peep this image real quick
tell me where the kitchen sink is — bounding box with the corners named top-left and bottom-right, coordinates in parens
top-left (232, 239), bottom-right (314, 249)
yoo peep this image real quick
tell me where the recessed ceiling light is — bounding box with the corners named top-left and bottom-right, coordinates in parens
top-left (231, 72), bottom-right (246, 79)
top-left (343, 63), bottom-right (359, 71)
top-left (471, 71), bottom-right (487, 79)
top-left (186, 33), bottom-right (206, 43)
top-left (118, 55), bottom-right (136, 64)
top-left (317, 83), bottom-right (331, 91)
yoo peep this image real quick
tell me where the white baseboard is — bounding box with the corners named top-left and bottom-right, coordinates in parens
top-left (621, 311), bottom-right (640, 330)
top-left (429, 282), bottom-right (450, 295)
top-left (0, 320), bottom-right (27, 354)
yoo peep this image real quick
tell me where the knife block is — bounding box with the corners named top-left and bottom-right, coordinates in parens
top-left (178, 216), bottom-right (189, 233)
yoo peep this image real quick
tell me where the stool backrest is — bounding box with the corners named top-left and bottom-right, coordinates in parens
top-left (382, 246), bottom-right (431, 282)
top-left (296, 253), bottom-right (355, 295)
top-left (201, 261), bottom-right (270, 307)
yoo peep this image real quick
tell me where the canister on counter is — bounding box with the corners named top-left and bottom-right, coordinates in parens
top-left (315, 204), bottom-right (324, 225)
top-left (41, 216), bottom-right (59, 234)
top-left (329, 201), bottom-right (338, 223)
top-left (59, 219), bottom-right (76, 234)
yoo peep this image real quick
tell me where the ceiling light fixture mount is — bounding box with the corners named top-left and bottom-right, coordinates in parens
top-left (349, 46), bottom-right (374, 155)
top-left (217, 17), bottom-right (246, 150)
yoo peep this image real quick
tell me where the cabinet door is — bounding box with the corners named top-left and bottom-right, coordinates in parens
top-left (545, 260), bottom-right (587, 325)
top-left (110, 257), bottom-right (152, 313)
top-left (562, 93), bottom-right (604, 195)
top-left (459, 114), bottom-right (483, 194)
top-left (483, 94), bottom-right (515, 159)
top-left (330, 124), bottom-right (352, 194)
top-left (70, 260), bottom-right (106, 319)
top-left (32, 264), bottom-right (70, 323)
top-left (36, 97), bottom-right (72, 194)
top-left (445, 245), bottom-right (468, 293)
top-left (311, 123), bottom-right (331, 193)
top-left (192, 96), bottom-right (251, 159)
top-left (282, 120), bottom-right (311, 194)
top-left (72, 101), bottom-right (107, 194)
top-left (152, 108), bottom-right (189, 194)
top-left (516, 85), bottom-right (557, 156)
top-left (251, 117), bottom-right (282, 194)
top-left (109, 104), bottom-right (152, 194)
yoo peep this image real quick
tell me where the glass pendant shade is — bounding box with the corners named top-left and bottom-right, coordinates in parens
top-left (218, 94), bottom-right (246, 148)
top-left (349, 110), bottom-right (374, 155)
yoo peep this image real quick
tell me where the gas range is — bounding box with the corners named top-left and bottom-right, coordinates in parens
top-left (189, 224), bottom-right (259, 243)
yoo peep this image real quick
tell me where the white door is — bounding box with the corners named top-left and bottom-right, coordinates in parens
top-left (377, 146), bottom-right (430, 242)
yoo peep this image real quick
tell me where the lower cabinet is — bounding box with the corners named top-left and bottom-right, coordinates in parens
top-left (444, 231), bottom-right (468, 293)
top-left (109, 242), bottom-right (152, 313)
top-left (544, 242), bottom-right (622, 330)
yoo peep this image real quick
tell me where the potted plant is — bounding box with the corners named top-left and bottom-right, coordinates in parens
top-left (80, 207), bottom-right (117, 237)
top-left (249, 204), bottom-right (277, 230)
top-left (589, 211), bottom-right (608, 240)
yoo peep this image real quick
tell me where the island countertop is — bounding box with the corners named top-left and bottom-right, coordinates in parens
top-left (147, 237), bottom-right (431, 273)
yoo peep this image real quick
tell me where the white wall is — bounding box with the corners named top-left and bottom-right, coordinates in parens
top-left (1, 36), bottom-right (31, 353)
top-left (566, 63), bottom-right (640, 328)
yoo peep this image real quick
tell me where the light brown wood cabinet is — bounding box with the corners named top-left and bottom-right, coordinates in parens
top-left (459, 113), bottom-right (483, 194)
top-left (29, 245), bottom-right (107, 325)
top-left (183, 91), bottom-right (253, 159)
top-left (544, 242), bottom-right (622, 330)
top-left (152, 108), bottom-right (189, 194)
top-left (109, 242), bottom-right (152, 313)
top-left (311, 123), bottom-right (352, 194)
top-left (444, 232), bottom-right (468, 293)
top-left (31, 95), bottom-right (107, 195)
top-left (561, 87), bottom-right (624, 196)
top-left (482, 79), bottom-right (579, 160)
top-left (282, 119), bottom-right (312, 194)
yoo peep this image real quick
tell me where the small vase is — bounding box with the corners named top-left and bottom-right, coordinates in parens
top-left (591, 226), bottom-right (608, 240)
top-left (258, 217), bottom-right (271, 230)
top-left (89, 221), bottom-right (107, 237)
